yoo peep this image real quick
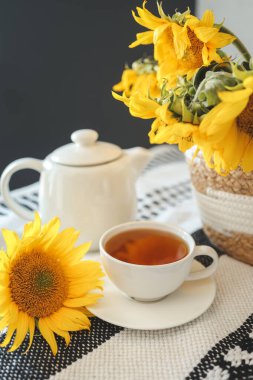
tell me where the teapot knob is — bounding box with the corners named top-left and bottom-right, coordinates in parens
top-left (71, 129), bottom-right (98, 147)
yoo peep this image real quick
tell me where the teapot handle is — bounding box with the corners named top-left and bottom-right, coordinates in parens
top-left (1, 158), bottom-right (43, 220)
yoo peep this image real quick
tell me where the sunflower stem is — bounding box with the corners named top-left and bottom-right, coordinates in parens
top-left (221, 26), bottom-right (251, 62)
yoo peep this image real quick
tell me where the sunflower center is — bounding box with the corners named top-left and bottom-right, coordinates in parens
top-left (183, 29), bottom-right (204, 69)
top-left (237, 94), bottom-right (253, 137)
top-left (35, 271), bottom-right (54, 291)
top-left (10, 251), bottom-right (68, 318)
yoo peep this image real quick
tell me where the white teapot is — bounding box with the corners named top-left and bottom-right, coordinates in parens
top-left (1, 129), bottom-right (151, 250)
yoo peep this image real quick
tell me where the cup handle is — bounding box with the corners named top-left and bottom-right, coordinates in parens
top-left (0, 158), bottom-right (43, 220)
top-left (186, 245), bottom-right (219, 281)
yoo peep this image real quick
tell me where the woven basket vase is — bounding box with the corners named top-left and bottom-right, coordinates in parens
top-left (186, 148), bottom-right (253, 266)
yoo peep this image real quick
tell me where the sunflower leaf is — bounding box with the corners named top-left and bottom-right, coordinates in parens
top-left (193, 113), bottom-right (200, 125)
top-left (232, 62), bottom-right (253, 81)
top-left (157, 2), bottom-right (171, 21)
top-left (250, 58), bottom-right (253, 70)
top-left (181, 98), bottom-right (193, 123)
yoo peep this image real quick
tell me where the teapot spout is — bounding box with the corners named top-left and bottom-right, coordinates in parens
top-left (125, 147), bottom-right (152, 177)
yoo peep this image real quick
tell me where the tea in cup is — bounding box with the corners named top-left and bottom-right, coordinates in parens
top-left (99, 221), bottom-right (218, 301)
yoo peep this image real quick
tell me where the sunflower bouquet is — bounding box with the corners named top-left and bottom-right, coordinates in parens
top-left (113, 2), bottom-right (253, 264)
top-left (112, 1), bottom-right (253, 175)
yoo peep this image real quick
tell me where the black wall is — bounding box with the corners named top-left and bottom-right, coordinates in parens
top-left (0, 0), bottom-right (194, 188)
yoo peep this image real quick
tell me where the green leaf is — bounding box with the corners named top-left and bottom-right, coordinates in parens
top-left (169, 94), bottom-right (183, 115)
top-left (157, 2), bottom-right (171, 21)
top-left (193, 113), bottom-right (200, 125)
top-left (181, 98), bottom-right (193, 123)
top-left (225, 83), bottom-right (244, 91)
top-left (232, 62), bottom-right (253, 81)
top-left (249, 57), bottom-right (253, 70)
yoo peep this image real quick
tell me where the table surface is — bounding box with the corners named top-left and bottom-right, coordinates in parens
top-left (0, 146), bottom-right (252, 380)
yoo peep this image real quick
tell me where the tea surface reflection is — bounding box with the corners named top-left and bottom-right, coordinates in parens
top-left (105, 229), bottom-right (188, 265)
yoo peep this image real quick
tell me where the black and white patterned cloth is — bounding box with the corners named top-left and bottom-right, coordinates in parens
top-left (0, 146), bottom-right (253, 380)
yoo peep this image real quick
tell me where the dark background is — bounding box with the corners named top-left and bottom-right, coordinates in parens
top-left (0, 0), bottom-right (194, 188)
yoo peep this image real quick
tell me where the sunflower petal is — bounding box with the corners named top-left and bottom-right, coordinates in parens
top-left (186, 69), bottom-right (198, 80)
top-left (8, 303), bottom-right (19, 324)
top-left (202, 44), bottom-right (209, 65)
top-left (129, 31), bottom-right (154, 48)
top-left (1, 230), bottom-right (19, 256)
top-left (241, 140), bottom-right (253, 172)
top-left (129, 94), bottom-right (159, 119)
top-left (40, 217), bottom-right (61, 247)
top-left (22, 212), bottom-right (41, 239)
top-left (219, 88), bottom-right (252, 103)
top-left (211, 151), bottom-right (227, 174)
top-left (208, 32), bottom-right (236, 48)
top-left (186, 15), bottom-right (201, 28)
top-left (0, 303), bottom-right (20, 327)
top-left (243, 76), bottom-right (253, 91)
top-left (0, 266), bottom-right (9, 280)
top-left (0, 289), bottom-right (11, 308)
top-left (0, 250), bottom-right (8, 263)
top-left (25, 317), bottom-right (35, 353)
top-left (172, 23), bottom-right (190, 59)
top-left (63, 293), bottom-right (103, 308)
top-left (66, 261), bottom-right (103, 279)
top-left (50, 308), bottom-right (90, 331)
top-left (113, 69), bottom-right (137, 94)
top-left (68, 280), bottom-right (104, 298)
top-left (112, 91), bottom-right (130, 107)
top-left (194, 27), bottom-right (218, 43)
top-left (216, 123), bottom-right (249, 171)
top-left (135, 2), bottom-right (165, 30)
top-left (155, 104), bottom-right (175, 124)
top-left (45, 317), bottom-right (71, 345)
top-left (0, 313), bottom-right (11, 330)
top-left (153, 23), bottom-right (171, 44)
top-left (79, 307), bottom-right (94, 318)
top-left (207, 48), bottom-right (223, 63)
top-left (0, 325), bottom-right (16, 347)
top-left (198, 121), bottom-right (232, 145)
top-left (68, 242), bottom-right (92, 264)
top-left (131, 10), bottom-right (149, 29)
top-left (49, 228), bottom-right (79, 255)
top-left (151, 122), bottom-right (197, 144)
top-left (49, 318), bottom-right (84, 332)
top-left (200, 100), bottom-right (249, 135)
top-left (201, 10), bottom-right (215, 27)
top-left (8, 312), bottom-right (29, 352)
top-left (38, 318), bottom-right (58, 355)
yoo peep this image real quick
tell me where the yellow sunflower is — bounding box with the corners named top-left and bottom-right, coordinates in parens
top-left (129, 1), bottom-right (235, 85)
top-left (112, 91), bottom-right (161, 119)
top-left (112, 90), bottom-right (198, 152)
top-left (113, 69), bottom-right (138, 96)
top-left (0, 213), bottom-right (104, 355)
top-left (113, 69), bottom-right (159, 98)
top-left (197, 76), bottom-right (253, 174)
top-left (148, 103), bottom-right (199, 152)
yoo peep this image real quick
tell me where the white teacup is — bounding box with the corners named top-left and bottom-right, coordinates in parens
top-left (99, 221), bottom-right (219, 302)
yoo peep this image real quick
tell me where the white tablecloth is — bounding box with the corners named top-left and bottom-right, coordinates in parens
top-left (0, 146), bottom-right (252, 380)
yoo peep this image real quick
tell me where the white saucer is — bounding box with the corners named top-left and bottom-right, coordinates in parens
top-left (87, 261), bottom-right (216, 330)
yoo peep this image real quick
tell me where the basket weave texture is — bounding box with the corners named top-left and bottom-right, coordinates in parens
top-left (189, 157), bottom-right (253, 266)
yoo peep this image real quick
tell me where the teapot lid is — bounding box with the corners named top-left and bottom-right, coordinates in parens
top-left (51, 129), bottom-right (122, 166)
